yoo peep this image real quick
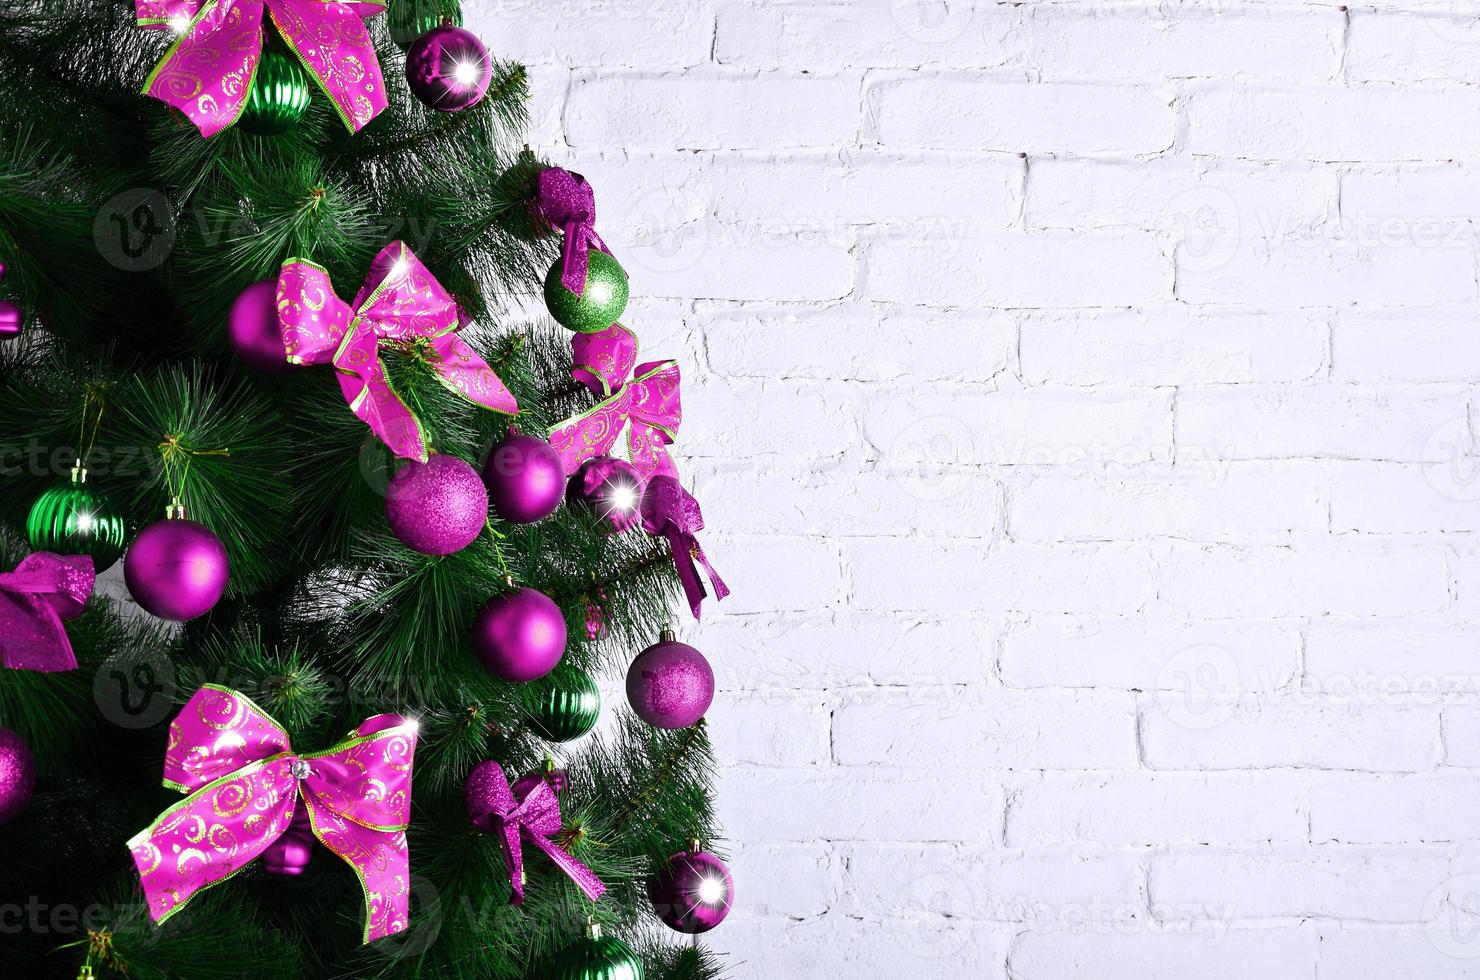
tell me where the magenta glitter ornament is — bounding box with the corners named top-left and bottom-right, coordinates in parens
top-left (385, 454), bottom-right (488, 556)
top-left (0, 726), bottom-right (35, 826)
top-left (566, 456), bottom-right (643, 534)
top-left (262, 801), bottom-right (314, 876)
top-left (482, 433), bottom-right (564, 524)
top-left (405, 24), bottom-right (493, 113)
top-left (0, 264), bottom-right (22, 340)
top-left (626, 630), bottom-right (713, 729)
top-left (649, 847), bottom-right (734, 934)
top-left (473, 586), bottom-right (566, 682)
top-left (228, 279), bottom-right (292, 374)
top-left (124, 517), bottom-right (229, 622)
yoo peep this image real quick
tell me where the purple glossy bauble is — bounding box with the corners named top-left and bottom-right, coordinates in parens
top-left (626, 635), bottom-right (714, 729)
top-left (124, 518), bottom-right (230, 621)
top-left (649, 849), bottom-right (734, 934)
top-left (0, 298), bottom-right (22, 339)
top-left (473, 587), bottom-right (566, 682)
top-left (405, 24), bottom-right (493, 112)
top-left (262, 801), bottom-right (314, 876)
top-left (566, 456), bottom-right (643, 534)
top-left (228, 279), bottom-right (291, 373)
top-left (482, 433), bottom-right (564, 524)
top-left (0, 726), bottom-right (35, 826)
top-left (386, 454), bottom-right (488, 555)
top-left (0, 263), bottom-right (23, 339)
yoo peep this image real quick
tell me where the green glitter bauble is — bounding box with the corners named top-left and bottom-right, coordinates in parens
top-left (239, 46), bottom-right (312, 136)
top-left (542, 932), bottom-right (644, 980)
top-left (389, 0), bottom-right (464, 48)
top-left (528, 668), bottom-right (601, 742)
top-left (26, 479), bottom-right (128, 572)
top-left (544, 251), bottom-right (629, 334)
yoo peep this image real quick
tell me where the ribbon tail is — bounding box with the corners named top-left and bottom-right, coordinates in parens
top-left (269, 0), bottom-right (387, 132)
top-left (301, 794), bottom-right (412, 942)
top-left (586, 227), bottom-right (613, 263)
top-left (692, 535), bottom-right (729, 607)
top-left (527, 833), bottom-right (607, 903)
top-left (500, 824), bottom-right (527, 904)
top-left (664, 530), bottom-right (706, 620)
top-left (427, 335), bottom-right (519, 416)
top-left (335, 328), bottom-right (430, 462)
top-left (347, 375), bottom-right (429, 463)
top-left (560, 219), bottom-right (589, 294)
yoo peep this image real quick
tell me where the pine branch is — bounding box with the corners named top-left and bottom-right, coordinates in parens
top-left (607, 721), bottom-right (706, 839)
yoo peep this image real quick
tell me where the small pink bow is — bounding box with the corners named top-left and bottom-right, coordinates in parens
top-left (465, 759), bottom-right (606, 905)
top-left (134, 0), bottom-right (388, 138)
top-left (548, 324), bottom-right (680, 482)
top-left (536, 168), bottom-right (620, 295)
top-left (276, 241), bottom-right (519, 462)
top-left (0, 553), bottom-right (94, 672)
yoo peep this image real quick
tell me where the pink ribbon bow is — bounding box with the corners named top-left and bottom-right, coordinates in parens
top-left (465, 759), bottom-right (606, 905)
top-left (276, 241), bottom-right (519, 462)
top-left (536, 168), bottom-right (620, 295)
top-left (0, 553), bottom-right (94, 672)
top-left (135, 0), bottom-right (388, 138)
top-left (128, 685), bottom-right (418, 943)
top-left (548, 324), bottom-right (680, 482)
top-left (641, 476), bottom-right (728, 619)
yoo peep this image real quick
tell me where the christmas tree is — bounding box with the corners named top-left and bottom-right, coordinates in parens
top-left (0, 2), bottom-right (731, 977)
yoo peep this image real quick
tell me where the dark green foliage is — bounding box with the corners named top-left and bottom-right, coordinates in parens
top-left (0, 2), bottom-right (725, 978)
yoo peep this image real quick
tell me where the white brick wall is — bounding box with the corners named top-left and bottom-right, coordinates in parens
top-left (467, 0), bottom-right (1480, 974)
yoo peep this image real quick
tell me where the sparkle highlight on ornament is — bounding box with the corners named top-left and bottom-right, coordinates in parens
top-left (452, 60), bottom-right (479, 85)
top-left (608, 484), bottom-right (638, 513)
top-left (697, 876), bottom-right (726, 903)
top-left (168, 14), bottom-right (192, 32)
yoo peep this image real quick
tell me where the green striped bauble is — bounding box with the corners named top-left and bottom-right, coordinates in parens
top-left (239, 46), bottom-right (312, 136)
top-left (541, 926), bottom-right (643, 980)
top-left (389, 0), bottom-right (463, 48)
top-left (528, 667), bottom-right (602, 742)
top-left (26, 479), bottom-right (127, 572)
